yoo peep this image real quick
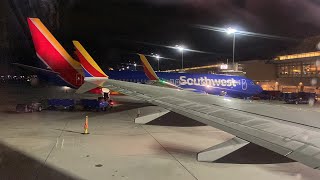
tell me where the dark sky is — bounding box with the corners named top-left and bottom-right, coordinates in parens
top-left (2, 0), bottom-right (320, 73)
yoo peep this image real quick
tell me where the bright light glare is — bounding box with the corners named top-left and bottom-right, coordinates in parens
top-left (151, 53), bottom-right (161, 59)
top-left (152, 54), bottom-right (161, 60)
top-left (175, 45), bottom-right (185, 52)
top-left (220, 64), bottom-right (228, 69)
top-left (62, 86), bottom-right (71, 90)
top-left (226, 27), bottom-right (237, 34)
top-left (134, 63), bottom-right (137, 67)
top-left (223, 98), bottom-right (232, 102)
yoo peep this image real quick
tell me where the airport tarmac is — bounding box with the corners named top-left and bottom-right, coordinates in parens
top-left (1, 84), bottom-right (320, 180)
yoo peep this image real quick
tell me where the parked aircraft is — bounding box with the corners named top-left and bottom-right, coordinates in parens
top-left (22, 17), bottom-right (262, 97)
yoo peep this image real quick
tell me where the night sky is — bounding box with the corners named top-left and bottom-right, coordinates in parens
top-left (1, 0), bottom-right (320, 73)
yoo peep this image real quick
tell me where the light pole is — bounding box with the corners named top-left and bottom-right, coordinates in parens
top-left (175, 45), bottom-right (185, 69)
top-left (155, 54), bottom-right (160, 71)
top-left (226, 27), bottom-right (237, 68)
top-left (134, 63), bottom-right (137, 71)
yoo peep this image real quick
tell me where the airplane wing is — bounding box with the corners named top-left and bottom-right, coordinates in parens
top-left (81, 77), bottom-right (320, 170)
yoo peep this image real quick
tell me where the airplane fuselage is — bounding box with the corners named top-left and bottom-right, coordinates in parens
top-left (107, 71), bottom-right (263, 98)
top-left (38, 69), bottom-right (262, 98)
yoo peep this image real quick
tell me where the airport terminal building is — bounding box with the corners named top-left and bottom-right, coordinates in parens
top-left (254, 36), bottom-right (320, 93)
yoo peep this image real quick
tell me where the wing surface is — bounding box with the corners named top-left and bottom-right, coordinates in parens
top-left (83, 78), bottom-right (320, 169)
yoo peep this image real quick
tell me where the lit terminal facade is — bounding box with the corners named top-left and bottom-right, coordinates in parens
top-left (271, 51), bottom-right (320, 93)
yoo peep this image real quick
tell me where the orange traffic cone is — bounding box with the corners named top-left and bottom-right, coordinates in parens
top-left (83, 116), bottom-right (89, 134)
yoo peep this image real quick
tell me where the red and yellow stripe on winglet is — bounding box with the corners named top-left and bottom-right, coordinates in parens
top-left (73, 41), bottom-right (108, 78)
top-left (27, 18), bottom-right (82, 88)
top-left (27, 18), bottom-right (81, 72)
top-left (138, 54), bottom-right (159, 80)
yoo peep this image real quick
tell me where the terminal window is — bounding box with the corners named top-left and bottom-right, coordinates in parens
top-left (291, 64), bottom-right (301, 76)
top-left (277, 62), bottom-right (318, 77)
top-left (303, 63), bottom-right (316, 76)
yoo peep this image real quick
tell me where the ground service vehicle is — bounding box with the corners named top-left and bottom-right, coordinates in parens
top-left (16, 103), bottom-right (42, 113)
top-left (284, 92), bottom-right (317, 104)
top-left (47, 99), bottom-right (75, 110)
top-left (81, 98), bottom-right (110, 111)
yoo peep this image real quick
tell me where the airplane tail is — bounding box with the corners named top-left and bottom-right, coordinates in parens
top-left (73, 41), bottom-right (108, 78)
top-left (138, 54), bottom-right (181, 89)
top-left (27, 18), bottom-right (82, 87)
top-left (27, 18), bottom-right (81, 72)
top-left (138, 54), bottom-right (159, 80)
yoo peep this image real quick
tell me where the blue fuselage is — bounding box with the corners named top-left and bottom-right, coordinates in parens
top-left (39, 69), bottom-right (262, 98)
top-left (107, 71), bottom-right (263, 98)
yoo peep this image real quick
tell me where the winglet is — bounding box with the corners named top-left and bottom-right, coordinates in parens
top-left (27, 18), bottom-right (82, 88)
top-left (138, 54), bottom-right (159, 80)
top-left (73, 41), bottom-right (108, 78)
top-left (27, 18), bottom-right (81, 71)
